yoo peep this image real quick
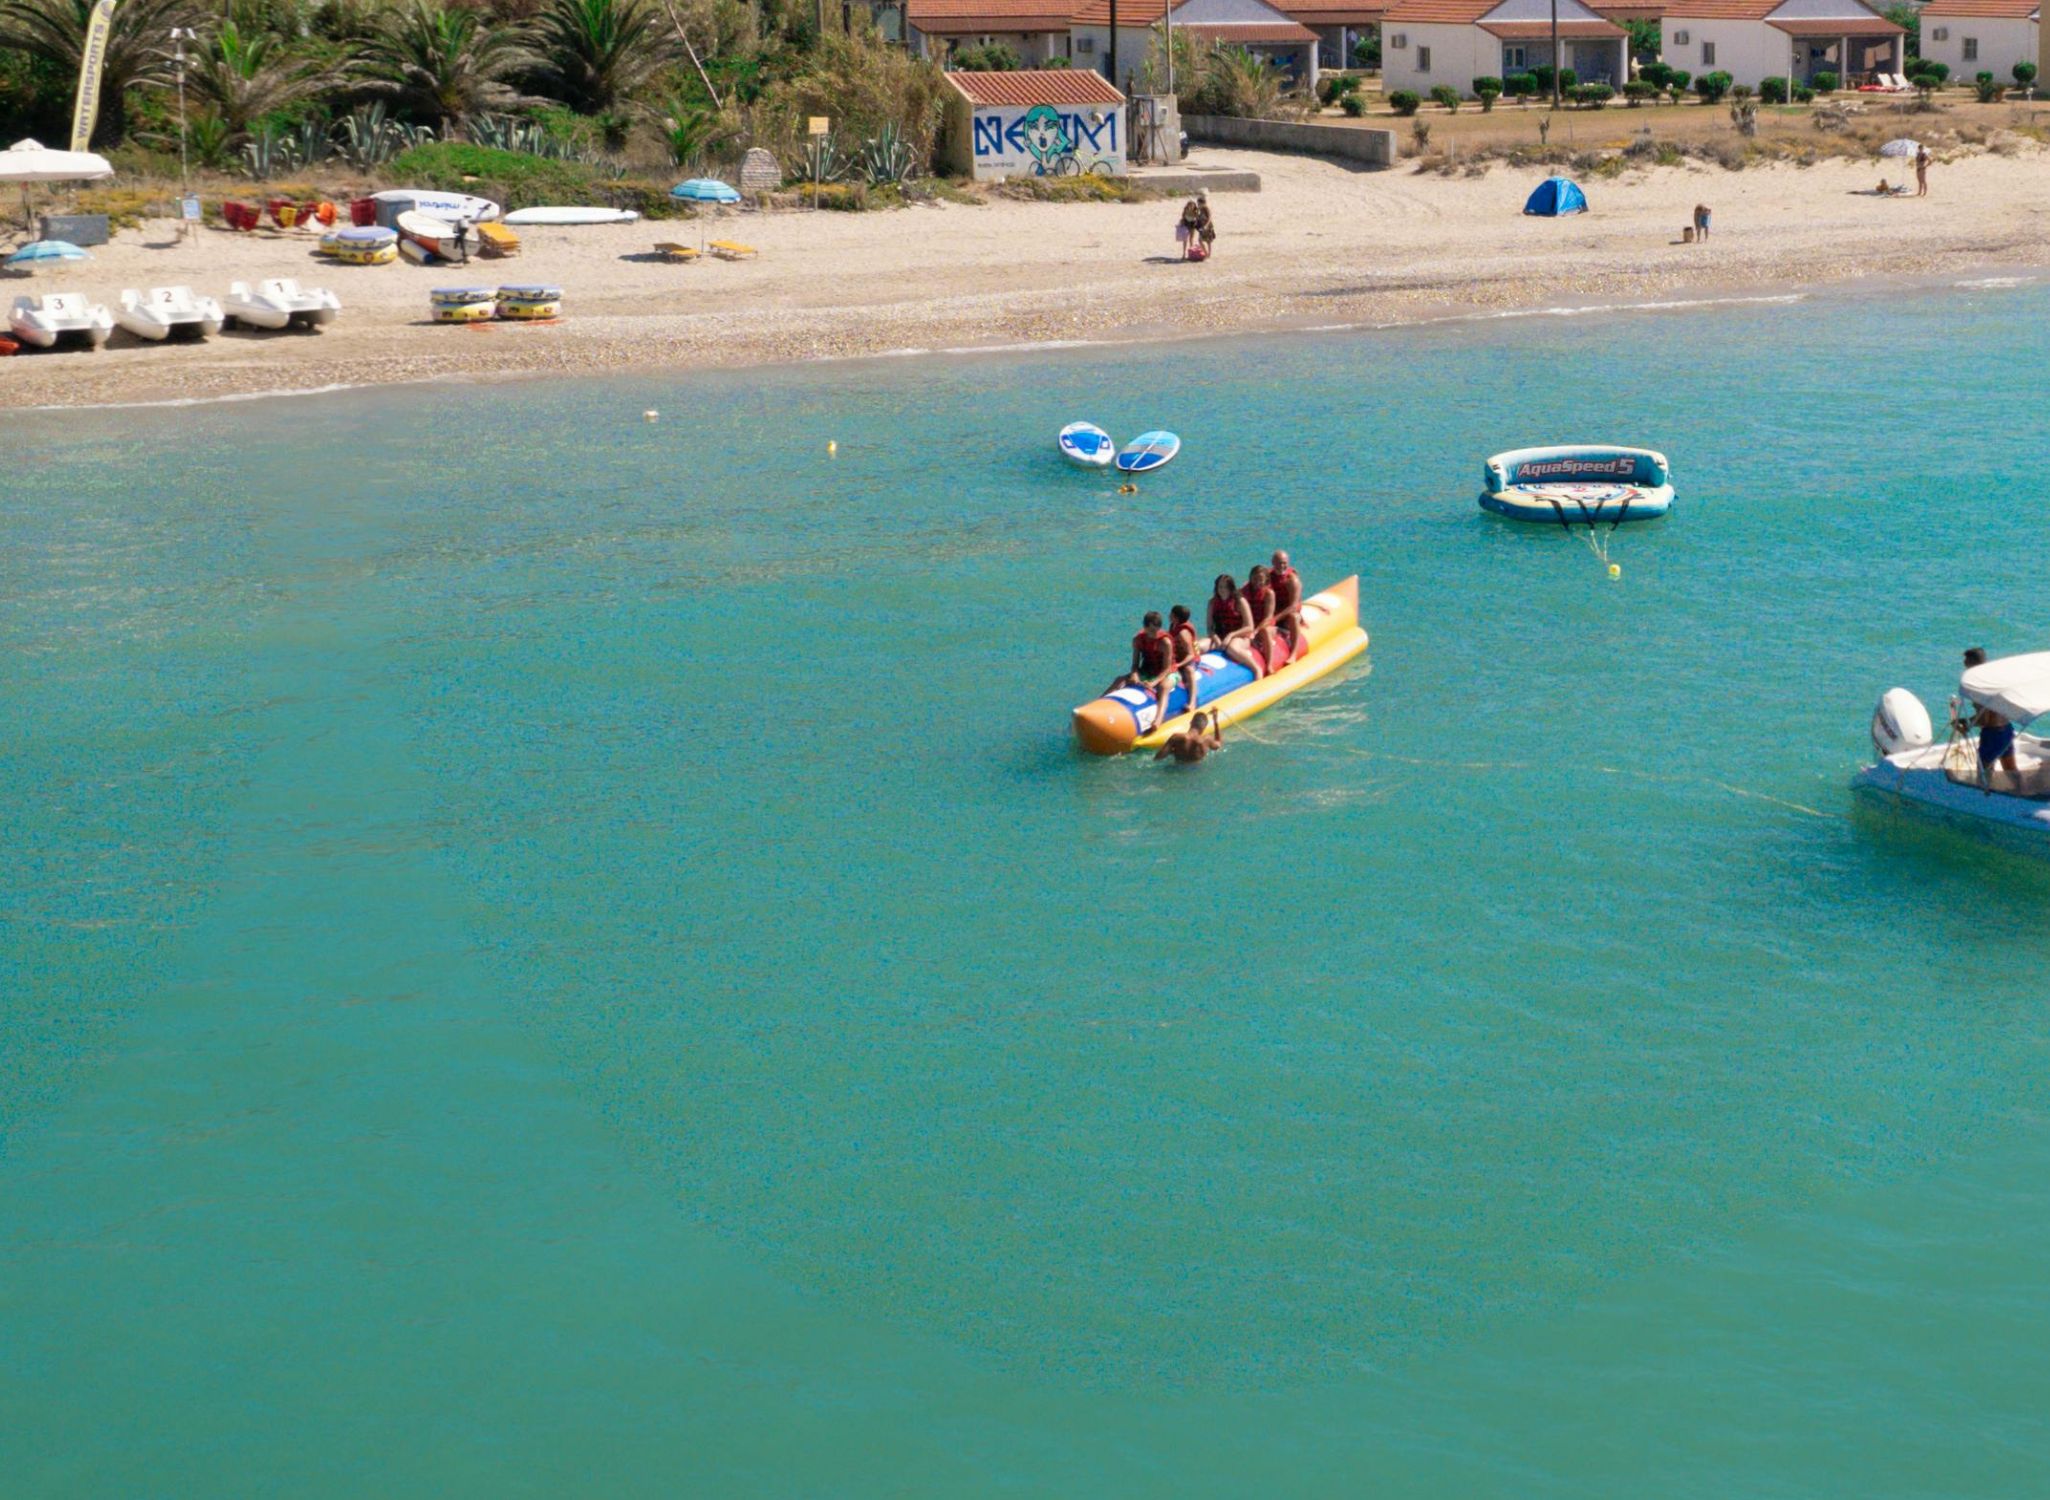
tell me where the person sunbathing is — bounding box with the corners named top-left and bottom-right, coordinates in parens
top-left (1155, 710), bottom-right (1222, 764)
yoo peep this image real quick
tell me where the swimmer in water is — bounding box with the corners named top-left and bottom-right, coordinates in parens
top-left (1155, 710), bottom-right (1222, 764)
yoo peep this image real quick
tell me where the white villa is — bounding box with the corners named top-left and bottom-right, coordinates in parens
top-left (1070, 0), bottom-right (1322, 87)
top-left (1379, 0), bottom-right (1628, 96)
top-left (1919, 0), bottom-right (2039, 83)
top-left (1659, 0), bottom-right (1905, 88)
top-left (906, 0), bottom-right (1081, 63)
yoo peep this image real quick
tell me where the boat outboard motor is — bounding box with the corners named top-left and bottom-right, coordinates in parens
top-left (1871, 687), bottom-right (1934, 757)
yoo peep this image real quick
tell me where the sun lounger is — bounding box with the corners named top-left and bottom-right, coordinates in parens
top-left (655, 241), bottom-right (701, 262)
top-left (709, 240), bottom-right (757, 261)
top-left (475, 222), bottom-right (520, 257)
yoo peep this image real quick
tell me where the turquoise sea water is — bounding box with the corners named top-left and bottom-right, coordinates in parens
top-left (6, 280), bottom-right (2050, 1495)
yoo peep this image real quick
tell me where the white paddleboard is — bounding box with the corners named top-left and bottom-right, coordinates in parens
top-left (1058, 421), bottom-right (1115, 468)
top-left (372, 188), bottom-right (502, 223)
top-left (1114, 430), bottom-right (1180, 474)
top-left (501, 206), bottom-right (642, 226)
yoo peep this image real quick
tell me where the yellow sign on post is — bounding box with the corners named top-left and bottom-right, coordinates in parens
top-left (808, 116), bottom-right (831, 136)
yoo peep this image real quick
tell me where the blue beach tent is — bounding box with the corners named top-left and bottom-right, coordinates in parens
top-left (1523, 176), bottom-right (1588, 216)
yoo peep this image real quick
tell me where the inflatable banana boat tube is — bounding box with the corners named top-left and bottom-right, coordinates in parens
top-left (1479, 445), bottom-right (1673, 523)
top-left (1072, 576), bottom-right (1369, 755)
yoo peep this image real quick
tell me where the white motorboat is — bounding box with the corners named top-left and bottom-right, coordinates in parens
top-left (371, 188), bottom-right (502, 225)
top-left (395, 210), bottom-right (458, 261)
top-left (9, 292), bottom-right (113, 350)
top-left (114, 286), bottom-right (225, 342)
top-left (223, 278), bottom-right (341, 332)
top-left (1854, 654), bottom-right (2050, 849)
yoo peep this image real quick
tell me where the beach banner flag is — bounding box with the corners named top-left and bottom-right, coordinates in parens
top-left (69, 0), bottom-right (118, 151)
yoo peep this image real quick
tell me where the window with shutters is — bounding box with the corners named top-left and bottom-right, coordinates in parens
top-left (1963, 36), bottom-right (1979, 59)
top-left (1702, 40), bottom-right (1715, 64)
top-left (1418, 44), bottom-right (1431, 71)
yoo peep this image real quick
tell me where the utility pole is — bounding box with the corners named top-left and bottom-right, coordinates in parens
top-left (1110, 0), bottom-right (1118, 91)
top-left (1550, 0), bottom-right (1561, 108)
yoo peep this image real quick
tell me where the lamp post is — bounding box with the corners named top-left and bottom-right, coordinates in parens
top-left (171, 26), bottom-right (196, 199)
top-left (1550, 0), bottom-right (1561, 108)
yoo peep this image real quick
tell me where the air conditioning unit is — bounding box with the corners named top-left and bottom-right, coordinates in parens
top-left (1390, 31), bottom-right (1407, 47)
top-left (1931, 25), bottom-right (1948, 38)
top-left (1672, 28), bottom-right (1689, 44)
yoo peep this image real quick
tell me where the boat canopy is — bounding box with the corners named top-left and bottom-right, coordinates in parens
top-left (1962, 651), bottom-right (2050, 725)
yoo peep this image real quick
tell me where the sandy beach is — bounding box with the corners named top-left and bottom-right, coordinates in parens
top-left (5, 144), bottom-right (2049, 408)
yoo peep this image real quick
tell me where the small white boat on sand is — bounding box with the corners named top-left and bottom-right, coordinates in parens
top-left (224, 278), bottom-right (341, 332)
top-left (371, 188), bottom-right (501, 225)
top-left (1855, 653), bottom-right (2050, 850)
top-left (9, 292), bottom-right (113, 350)
top-left (115, 286), bottom-right (224, 342)
top-left (395, 209), bottom-right (458, 261)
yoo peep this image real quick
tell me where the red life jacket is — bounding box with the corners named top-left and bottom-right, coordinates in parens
top-left (1271, 566), bottom-right (1301, 613)
top-left (1169, 621), bottom-right (1199, 661)
top-left (1242, 582), bottom-right (1275, 628)
top-left (1208, 594), bottom-right (1243, 638)
top-left (1132, 628), bottom-right (1171, 675)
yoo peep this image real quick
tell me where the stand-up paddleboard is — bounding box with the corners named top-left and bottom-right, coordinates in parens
top-left (1115, 431), bottom-right (1180, 474)
top-left (1059, 422), bottom-right (1115, 468)
top-left (502, 206), bottom-right (642, 226)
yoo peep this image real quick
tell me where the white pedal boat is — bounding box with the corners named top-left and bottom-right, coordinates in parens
top-left (224, 278), bottom-right (340, 331)
top-left (9, 292), bottom-right (113, 350)
top-left (1058, 421), bottom-right (1114, 468)
top-left (1480, 445), bottom-right (1673, 522)
top-left (115, 286), bottom-right (224, 341)
top-left (1854, 656), bottom-right (2050, 850)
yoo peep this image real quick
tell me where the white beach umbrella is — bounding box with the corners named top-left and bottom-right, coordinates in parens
top-left (1877, 138), bottom-right (1921, 158)
top-left (0, 138), bottom-right (115, 183)
top-left (0, 137), bottom-right (114, 228)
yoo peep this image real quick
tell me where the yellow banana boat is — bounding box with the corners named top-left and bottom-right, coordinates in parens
top-left (1072, 575), bottom-right (1369, 755)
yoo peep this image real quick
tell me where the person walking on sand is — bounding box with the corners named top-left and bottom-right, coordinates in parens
top-left (1194, 191), bottom-right (1216, 259)
top-left (1693, 203), bottom-right (1711, 240)
top-left (1915, 145), bottom-right (1930, 197)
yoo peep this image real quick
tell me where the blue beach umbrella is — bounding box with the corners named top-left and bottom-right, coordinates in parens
top-left (7, 238), bottom-right (89, 267)
top-left (671, 177), bottom-right (741, 249)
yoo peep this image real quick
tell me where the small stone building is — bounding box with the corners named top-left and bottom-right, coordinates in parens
top-left (940, 69), bottom-right (1129, 180)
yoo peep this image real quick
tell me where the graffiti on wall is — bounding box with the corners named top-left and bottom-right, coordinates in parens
top-left (970, 104), bottom-right (1123, 178)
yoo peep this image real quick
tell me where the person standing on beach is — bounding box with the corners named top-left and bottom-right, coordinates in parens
top-left (1693, 203), bottom-right (1711, 240)
top-left (453, 219), bottom-right (471, 263)
top-left (1914, 146), bottom-right (1930, 197)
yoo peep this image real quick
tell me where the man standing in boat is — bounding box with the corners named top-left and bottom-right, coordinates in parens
top-left (1959, 647), bottom-right (2020, 784)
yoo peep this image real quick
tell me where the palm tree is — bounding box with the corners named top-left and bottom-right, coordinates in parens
top-left (528, 0), bottom-right (672, 115)
top-left (365, 0), bottom-right (537, 131)
top-left (0, 0), bottom-right (200, 144)
top-left (186, 20), bottom-right (343, 143)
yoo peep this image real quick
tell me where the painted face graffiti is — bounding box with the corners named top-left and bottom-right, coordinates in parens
top-left (1019, 105), bottom-right (1075, 176)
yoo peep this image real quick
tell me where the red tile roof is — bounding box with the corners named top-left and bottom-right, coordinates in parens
top-left (1278, 0), bottom-right (1391, 17)
top-left (1381, 0), bottom-right (1498, 21)
top-left (909, 0), bottom-right (1075, 26)
top-left (1767, 13), bottom-right (1902, 31)
top-left (1920, 0), bottom-right (2035, 15)
top-left (945, 69), bottom-right (1129, 105)
top-left (1483, 17), bottom-right (1625, 35)
top-left (1182, 18), bottom-right (1319, 36)
top-left (1660, 0), bottom-right (1779, 17)
top-left (1586, 0), bottom-right (1666, 15)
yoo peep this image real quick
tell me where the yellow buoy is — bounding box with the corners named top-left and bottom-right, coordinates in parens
top-left (644, 410), bottom-right (659, 422)
top-left (1608, 563), bottom-right (1622, 579)
top-left (828, 440), bottom-right (837, 456)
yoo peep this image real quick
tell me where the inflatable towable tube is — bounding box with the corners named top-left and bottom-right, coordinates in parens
top-left (1072, 576), bottom-right (1369, 755)
top-left (1479, 445), bottom-right (1673, 523)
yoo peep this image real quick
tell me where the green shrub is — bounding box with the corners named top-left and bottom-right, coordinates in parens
top-left (1317, 73), bottom-right (1363, 105)
top-left (1731, 82), bottom-right (1754, 100)
top-left (1042, 56), bottom-right (1071, 67)
top-left (1430, 83), bottom-right (1461, 112)
top-left (1758, 75), bottom-right (1789, 103)
top-left (1388, 89), bottom-right (1421, 116)
top-left (1693, 70), bottom-right (1732, 102)
top-left (2015, 61), bottom-right (2039, 88)
top-left (1351, 32), bottom-right (1381, 68)
top-left (1570, 82), bottom-right (1614, 108)
top-left (1792, 84), bottom-right (1813, 102)
top-left (1472, 75), bottom-right (1503, 110)
top-left (1665, 69), bottom-right (1691, 96)
top-left (1974, 72), bottom-right (2002, 101)
top-left (1908, 59), bottom-right (1948, 84)
top-left (1638, 61), bottom-right (1672, 89)
top-left (1622, 80), bottom-right (1657, 105)
top-left (1504, 72), bottom-right (1537, 97)
top-left (1341, 91), bottom-right (1366, 116)
top-left (1811, 70), bottom-right (1837, 93)
top-left (386, 142), bottom-right (685, 218)
top-left (951, 41), bottom-right (1022, 70)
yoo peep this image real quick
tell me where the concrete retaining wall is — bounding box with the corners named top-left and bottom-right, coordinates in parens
top-left (1180, 115), bottom-right (1398, 167)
